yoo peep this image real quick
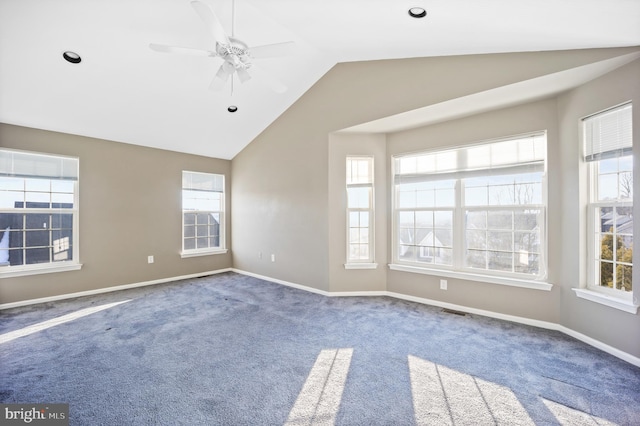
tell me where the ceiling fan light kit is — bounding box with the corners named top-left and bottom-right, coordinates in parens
top-left (149, 0), bottom-right (294, 93)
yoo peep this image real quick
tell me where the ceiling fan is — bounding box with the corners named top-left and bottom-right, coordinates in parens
top-left (150, 0), bottom-right (294, 93)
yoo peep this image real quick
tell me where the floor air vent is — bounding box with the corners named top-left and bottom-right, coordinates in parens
top-left (442, 308), bottom-right (467, 316)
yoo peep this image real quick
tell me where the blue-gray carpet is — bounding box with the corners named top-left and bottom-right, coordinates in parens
top-left (1, 272), bottom-right (639, 425)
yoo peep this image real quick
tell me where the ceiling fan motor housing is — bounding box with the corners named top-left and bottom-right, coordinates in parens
top-left (217, 37), bottom-right (252, 69)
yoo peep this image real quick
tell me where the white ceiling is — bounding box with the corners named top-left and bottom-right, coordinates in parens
top-left (1, 0), bottom-right (639, 160)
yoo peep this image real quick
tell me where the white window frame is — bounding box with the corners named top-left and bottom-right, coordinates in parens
top-left (181, 171), bottom-right (227, 258)
top-left (0, 149), bottom-right (81, 278)
top-left (390, 132), bottom-right (550, 290)
top-left (345, 156), bottom-right (376, 269)
top-left (583, 102), bottom-right (634, 303)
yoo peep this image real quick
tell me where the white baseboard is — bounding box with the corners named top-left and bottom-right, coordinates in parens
top-left (3, 267), bottom-right (638, 368)
top-left (233, 269), bottom-right (640, 368)
top-left (0, 268), bottom-right (232, 310)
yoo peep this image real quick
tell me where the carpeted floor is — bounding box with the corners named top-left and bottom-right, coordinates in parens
top-left (1, 272), bottom-right (639, 425)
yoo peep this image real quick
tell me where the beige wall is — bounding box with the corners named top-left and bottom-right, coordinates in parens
top-left (556, 59), bottom-right (640, 357)
top-left (232, 48), bottom-right (637, 293)
top-left (232, 48), bottom-right (640, 359)
top-left (386, 98), bottom-right (562, 323)
top-left (328, 132), bottom-right (387, 292)
top-left (2, 48), bottom-right (639, 359)
top-left (0, 124), bottom-right (231, 304)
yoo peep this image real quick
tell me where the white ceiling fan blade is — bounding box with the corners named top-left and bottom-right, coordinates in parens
top-left (191, 0), bottom-right (230, 46)
top-left (249, 65), bottom-right (287, 94)
top-left (149, 43), bottom-right (215, 57)
top-left (236, 67), bottom-right (251, 83)
top-left (249, 41), bottom-right (296, 59)
top-left (210, 62), bottom-right (234, 91)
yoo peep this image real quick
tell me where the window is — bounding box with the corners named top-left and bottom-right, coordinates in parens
top-left (584, 103), bottom-right (633, 296)
top-left (393, 133), bottom-right (547, 281)
top-left (346, 157), bottom-right (375, 266)
top-left (182, 171), bottom-right (225, 256)
top-left (0, 149), bottom-right (80, 277)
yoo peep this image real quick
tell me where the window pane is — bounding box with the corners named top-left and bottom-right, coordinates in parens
top-left (415, 211), bottom-right (432, 228)
top-left (184, 238), bottom-right (196, 251)
top-left (196, 225), bottom-right (208, 237)
top-left (399, 211), bottom-right (414, 227)
top-left (466, 230), bottom-right (485, 250)
top-left (515, 232), bottom-right (539, 253)
top-left (51, 180), bottom-right (74, 193)
top-left (434, 211), bottom-right (452, 228)
top-left (25, 248), bottom-right (49, 265)
top-left (488, 251), bottom-right (512, 272)
top-left (487, 211), bottom-right (512, 230)
top-left (398, 190), bottom-right (416, 209)
top-left (466, 211), bottom-right (486, 228)
top-left (466, 249), bottom-right (486, 269)
top-left (347, 187), bottom-right (371, 209)
top-left (488, 185), bottom-right (513, 205)
top-left (598, 174), bottom-right (618, 200)
top-left (435, 189), bottom-right (455, 207)
top-left (184, 213), bottom-right (196, 225)
top-left (514, 210), bottom-right (539, 231)
top-left (359, 211), bottom-right (369, 225)
top-left (416, 189), bottom-right (434, 208)
top-left (515, 253), bottom-right (538, 274)
top-left (619, 172), bottom-right (633, 199)
top-left (487, 231), bottom-right (512, 251)
top-left (465, 186), bottom-right (487, 206)
top-left (25, 179), bottom-right (50, 191)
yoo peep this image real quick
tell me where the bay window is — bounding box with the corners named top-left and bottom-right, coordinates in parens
top-left (393, 132), bottom-right (547, 282)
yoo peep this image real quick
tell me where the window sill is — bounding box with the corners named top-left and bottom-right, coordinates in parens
top-left (572, 288), bottom-right (638, 314)
top-left (180, 249), bottom-right (228, 259)
top-left (388, 263), bottom-right (553, 291)
top-left (344, 263), bottom-right (378, 270)
top-left (0, 262), bottom-right (83, 279)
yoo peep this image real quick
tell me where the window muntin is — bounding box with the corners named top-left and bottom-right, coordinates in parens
top-left (0, 150), bottom-right (79, 272)
top-left (182, 171), bottom-right (224, 253)
top-left (393, 133), bottom-right (546, 279)
top-left (346, 157), bottom-right (374, 264)
top-left (584, 103), bottom-right (633, 295)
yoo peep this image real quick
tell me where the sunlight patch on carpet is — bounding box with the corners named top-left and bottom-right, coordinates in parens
top-left (408, 355), bottom-right (535, 426)
top-left (542, 398), bottom-right (617, 425)
top-left (0, 300), bottom-right (131, 344)
top-left (285, 348), bottom-right (353, 426)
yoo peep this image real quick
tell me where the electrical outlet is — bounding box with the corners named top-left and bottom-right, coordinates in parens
top-left (148, 255), bottom-right (154, 264)
top-left (271, 254), bottom-right (275, 262)
top-left (440, 279), bottom-right (447, 290)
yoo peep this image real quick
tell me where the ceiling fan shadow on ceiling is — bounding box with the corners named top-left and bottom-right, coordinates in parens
top-left (150, 0), bottom-right (294, 93)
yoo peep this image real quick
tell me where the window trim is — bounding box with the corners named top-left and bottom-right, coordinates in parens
top-left (583, 102), bottom-right (634, 302)
top-left (345, 156), bottom-right (376, 268)
top-left (391, 132), bottom-right (548, 282)
top-left (0, 149), bottom-right (81, 278)
top-left (181, 171), bottom-right (225, 255)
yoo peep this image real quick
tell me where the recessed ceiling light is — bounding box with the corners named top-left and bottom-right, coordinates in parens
top-left (408, 7), bottom-right (427, 18)
top-left (63, 51), bottom-right (81, 64)
top-left (228, 106), bottom-right (238, 113)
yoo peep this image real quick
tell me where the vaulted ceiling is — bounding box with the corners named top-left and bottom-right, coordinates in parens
top-left (1, 0), bottom-right (639, 159)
